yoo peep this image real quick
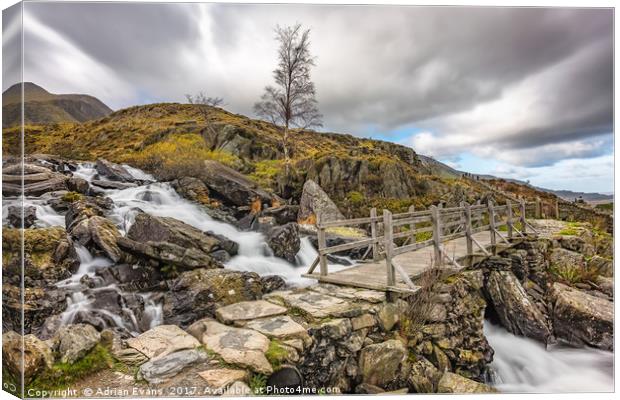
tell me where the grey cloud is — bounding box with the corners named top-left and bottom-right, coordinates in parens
top-left (13, 4), bottom-right (614, 168)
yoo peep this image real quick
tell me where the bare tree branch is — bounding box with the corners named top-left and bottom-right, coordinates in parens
top-left (186, 91), bottom-right (225, 140)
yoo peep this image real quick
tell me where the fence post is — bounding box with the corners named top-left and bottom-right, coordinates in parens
top-left (317, 214), bottom-right (328, 276)
top-left (488, 200), bottom-right (497, 254)
top-left (383, 210), bottom-right (395, 287)
top-left (431, 205), bottom-right (442, 267)
top-left (370, 207), bottom-right (379, 261)
top-left (506, 199), bottom-right (513, 239)
top-left (520, 200), bottom-right (527, 235)
top-left (535, 197), bottom-right (542, 219)
top-left (408, 205), bottom-right (416, 244)
top-left (555, 199), bottom-right (560, 219)
top-left (463, 202), bottom-right (473, 255)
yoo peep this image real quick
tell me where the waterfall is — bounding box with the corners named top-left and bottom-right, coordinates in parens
top-left (485, 322), bottom-right (613, 392)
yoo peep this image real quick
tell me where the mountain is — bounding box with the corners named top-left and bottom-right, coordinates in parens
top-left (2, 82), bottom-right (113, 126)
top-left (540, 189), bottom-right (613, 203)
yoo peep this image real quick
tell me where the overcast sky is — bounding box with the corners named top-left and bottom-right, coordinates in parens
top-left (3, 3), bottom-right (614, 193)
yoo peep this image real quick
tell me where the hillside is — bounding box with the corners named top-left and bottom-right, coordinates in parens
top-left (2, 82), bottom-right (113, 126)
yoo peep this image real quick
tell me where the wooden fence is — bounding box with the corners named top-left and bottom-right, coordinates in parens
top-left (307, 199), bottom-right (539, 290)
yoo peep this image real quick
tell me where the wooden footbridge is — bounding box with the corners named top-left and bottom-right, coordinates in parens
top-left (303, 199), bottom-right (540, 294)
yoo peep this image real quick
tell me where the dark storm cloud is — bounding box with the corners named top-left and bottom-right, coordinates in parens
top-left (16, 3), bottom-right (613, 168)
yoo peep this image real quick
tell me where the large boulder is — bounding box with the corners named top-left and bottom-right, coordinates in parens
top-left (126, 325), bottom-right (201, 360)
top-left (201, 160), bottom-right (274, 207)
top-left (65, 199), bottom-right (122, 261)
top-left (485, 271), bottom-right (551, 343)
top-left (3, 284), bottom-right (68, 336)
top-left (549, 248), bottom-right (585, 271)
top-left (437, 372), bottom-right (497, 393)
top-left (53, 324), bottom-right (101, 364)
top-left (163, 268), bottom-right (263, 328)
top-left (139, 349), bottom-right (208, 384)
top-left (95, 159), bottom-right (135, 182)
top-left (298, 180), bottom-right (344, 224)
top-left (2, 331), bottom-right (53, 384)
top-left (358, 339), bottom-right (407, 388)
top-left (266, 223), bottom-right (300, 263)
top-left (588, 255), bottom-right (613, 278)
top-left (550, 283), bottom-right (613, 350)
top-left (7, 205), bottom-right (37, 228)
top-left (171, 177), bottom-right (211, 205)
top-left (2, 163), bottom-right (69, 197)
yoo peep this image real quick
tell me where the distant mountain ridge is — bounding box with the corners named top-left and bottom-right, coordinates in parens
top-left (2, 82), bottom-right (112, 126)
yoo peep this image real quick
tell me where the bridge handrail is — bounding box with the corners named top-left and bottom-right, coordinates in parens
top-left (309, 199), bottom-right (539, 288)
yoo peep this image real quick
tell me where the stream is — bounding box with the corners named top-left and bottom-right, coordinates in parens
top-left (3, 162), bottom-right (614, 392)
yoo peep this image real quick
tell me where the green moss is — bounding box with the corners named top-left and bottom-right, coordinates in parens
top-left (347, 191), bottom-right (365, 205)
top-left (248, 373), bottom-right (268, 395)
top-left (27, 344), bottom-right (113, 393)
top-left (265, 340), bottom-right (288, 369)
top-left (61, 191), bottom-right (83, 203)
top-left (556, 228), bottom-right (579, 236)
top-left (249, 159), bottom-right (284, 188)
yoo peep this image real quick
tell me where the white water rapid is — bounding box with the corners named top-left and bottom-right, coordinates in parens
top-left (485, 322), bottom-right (614, 392)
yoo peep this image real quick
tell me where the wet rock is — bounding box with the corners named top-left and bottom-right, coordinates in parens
top-left (260, 275), bottom-right (286, 293)
top-left (198, 368), bottom-right (248, 390)
top-left (163, 268), bottom-right (263, 328)
top-left (67, 176), bottom-right (90, 194)
top-left (139, 349), bottom-right (208, 384)
top-left (65, 200), bottom-right (122, 261)
top-left (485, 270), bottom-right (551, 343)
top-left (200, 320), bottom-right (272, 374)
top-left (216, 300), bottom-right (287, 324)
top-left (266, 223), bottom-right (300, 263)
top-left (201, 160), bottom-right (274, 207)
top-left (91, 180), bottom-right (137, 190)
top-left (550, 283), bottom-right (613, 350)
top-left (261, 205), bottom-right (300, 225)
top-left (266, 291), bottom-right (361, 319)
top-left (3, 163), bottom-right (68, 196)
top-left (171, 177), bottom-right (211, 205)
top-left (298, 179), bottom-right (345, 224)
top-left (53, 324), bottom-right (101, 364)
top-left (549, 248), bottom-right (585, 271)
top-left (437, 372), bottom-right (497, 393)
top-left (95, 263), bottom-right (163, 291)
top-left (126, 325), bottom-right (201, 360)
top-left (118, 238), bottom-right (219, 271)
top-left (358, 339), bottom-right (407, 387)
top-left (7, 205), bottom-right (37, 228)
top-left (95, 159), bottom-right (135, 182)
top-left (2, 331), bottom-right (53, 384)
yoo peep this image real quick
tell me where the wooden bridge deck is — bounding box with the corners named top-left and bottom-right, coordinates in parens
top-left (303, 230), bottom-right (512, 294)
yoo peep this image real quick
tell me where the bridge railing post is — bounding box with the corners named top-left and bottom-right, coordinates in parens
top-left (383, 210), bottom-right (395, 287)
top-left (370, 207), bottom-right (379, 261)
top-left (535, 197), bottom-right (542, 219)
top-left (506, 199), bottom-right (513, 239)
top-left (408, 205), bottom-right (416, 244)
top-left (463, 202), bottom-right (473, 255)
top-left (520, 200), bottom-right (527, 235)
top-left (555, 199), bottom-right (560, 219)
top-left (488, 200), bottom-right (497, 254)
top-left (317, 214), bottom-right (328, 276)
top-left (431, 205), bottom-right (442, 267)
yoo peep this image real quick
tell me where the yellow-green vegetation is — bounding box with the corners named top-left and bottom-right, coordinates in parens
top-left (325, 226), bottom-right (366, 238)
top-left (121, 133), bottom-right (240, 179)
top-left (265, 340), bottom-right (288, 370)
top-left (248, 373), bottom-right (268, 395)
top-left (595, 202), bottom-right (613, 211)
top-left (556, 227), bottom-right (579, 236)
top-left (2, 227), bottom-right (66, 267)
top-left (549, 263), bottom-right (597, 285)
top-left (249, 159), bottom-right (285, 188)
top-left (346, 191), bottom-right (365, 206)
top-left (26, 345), bottom-right (114, 393)
top-left (61, 191), bottom-right (83, 203)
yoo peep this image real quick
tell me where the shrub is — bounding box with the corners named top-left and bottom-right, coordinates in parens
top-left (249, 159), bottom-right (284, 188)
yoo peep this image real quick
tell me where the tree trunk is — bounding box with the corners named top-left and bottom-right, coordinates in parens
top-left (283, 124), bottom-right (290, 173)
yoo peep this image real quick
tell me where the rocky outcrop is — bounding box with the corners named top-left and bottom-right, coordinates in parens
top-left (550, 283), bottom-right (613, 350)
top-left (2, 331), bottom-right (53, 384)
top-left (359, 340), bottom-right (407, 387)
top-left (95, 159), bottom-right (135, 182)
top-left (266, 223), bottom-right (300, 263)
top-left (298, 179), bottom-right (344, 223)
top-left (163, 268), bottom-right (263, 328)
top-left (201, 160), bottom-right (274, 206)
top-left (171, 177), bottom-right (211, 205)
top-left (7, 205), bottom-right (37, 228)
top-left (2, 163), bottom-right (69, 196)
top-left (485, 270), bottom-right (551, 343)
top-left (127, 325), bottom-right (201, 360)
top-left (52, 324), bottom-right (101, 364)
top-left (119, 213), bottom-right (235, 271)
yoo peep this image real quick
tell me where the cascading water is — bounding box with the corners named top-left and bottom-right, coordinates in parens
top-left (485, 322), bottom-right (614, 392)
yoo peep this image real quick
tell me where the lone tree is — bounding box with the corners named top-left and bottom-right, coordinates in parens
top-left (186, 92), bottom-right (224, 137)
top-left (254, 24), bottom-right (322, 165)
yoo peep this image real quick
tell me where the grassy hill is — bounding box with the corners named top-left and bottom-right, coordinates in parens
top-left (2, 82), bottom-right (112, 126)
top-left (2, 101), bottom-right (568, 218)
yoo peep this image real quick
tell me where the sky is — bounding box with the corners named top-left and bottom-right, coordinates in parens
top-left (2, 3), bottom-right (614, 193)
